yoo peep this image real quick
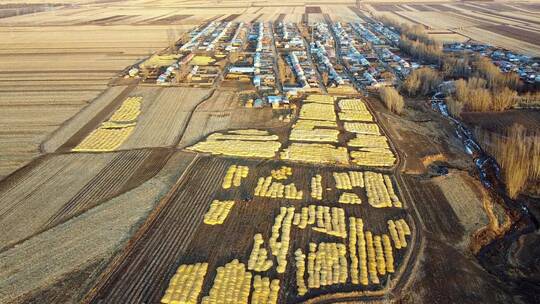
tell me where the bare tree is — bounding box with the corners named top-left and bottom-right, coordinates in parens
top-left (379, 86), bottom-right (404, 114)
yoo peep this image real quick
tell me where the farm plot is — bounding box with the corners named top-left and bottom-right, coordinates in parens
top-left (0, 149), bottom-right (173, 251)
top-left (85, 158), bottom-right (414, 304)
top-left (118, 87), bottom-right (212, 149)
top-left (0, 150), bottom-right (197, 304)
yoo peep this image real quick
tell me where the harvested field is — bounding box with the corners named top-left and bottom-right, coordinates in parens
top-left (86, 158), bottom-right (413, 304)
top-left (477, 24), bottom-right (540, 47)
top-left (305, 7), bottom-right (322, 14)
top-left (0, 150), bottom-right (196, 304)
top-left (461, 110), bottom-right (540, 134)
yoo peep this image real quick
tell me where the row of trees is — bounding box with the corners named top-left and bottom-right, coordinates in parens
top-left (401, 67), bottom-right (442, 97)
top-left (379, 86), bottom-right (405, 114)
top-left (476, 124), bottom-right (540, 198)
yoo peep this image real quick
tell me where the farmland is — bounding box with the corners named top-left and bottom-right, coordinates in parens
top-left (0, 1), bottom-right (538, 304)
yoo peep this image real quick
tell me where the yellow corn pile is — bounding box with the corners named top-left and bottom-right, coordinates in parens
top-left (292, 205), bottom-right (317, 229)
top-left (203, 200), bottom-right (235, 225)
top-left (201, 259), bottom-right (251, 304)
top-left (269, 207), bottom-right (295, 273)
top-left (350, 149), bottom-right (396, 167)
top-left (348, 135), bottom-right (390, 149)
top-left (382, 234), bottom-right (395, 273)
top-left (248, 234), bottom-right (273, 272)
top-left (338, 192), bottom-right (361, 204)
top-left (305, 94), bottom-right (335, 104)
top-left (142, 54), bottom-right (179, 67)
top-left (293, 119), bottom-right (337, 129)
top-left (338, 110), bottom-right (373, 122)
top-left (207, 133), bottom-right (279, 141)
top-left (289, 128), bottom-right (339, 143)
top-left (72, 126), bottom-right (135, 152)
top-left (222, 165), bottom-right (249, 189)
top-left (280, 143), bottom-right (349, 165)
top-left (299, 103), bottom-right (336, 121)
top-left (312, 206), bottom-right (347, 238)
top-left (109, 96), bottom-right (142, 122)
top-left (188, 131), bottom-right (281, 158)
top-left (161, 263), bottom-right (208, 304)
top-left (254, 176), bottom-right (303, 200)
top-left (343, 122), bottom-right (380, 135)
top-left (229, 129), bottom-right (271, 135)
top-left (387, 220), bottom-right (402, 249)
top-left (349, 171), bottom-right (364, 187)
top-left (190, 55), bottom-right (216, 66)
top-left (333, 172), bottom-right (353, 189)
top-left (365, 231), bottom-right (380, 284)
top-left (348, 217), bottom-right (369, 285)
top-left (251, 276), bottom-right (280, 304)
top-left (270, 166), bottom-right (292, 180)
top-left (294, 249), bottom-right (307, 296)
top-left (310, 174), bottom-right (323, 200)
top-left (306, 242), bottom-right (348, 289)
top-left (364, 172), bottom-right (401, 208)
top-left (338, 98), bottom-right (368, 111)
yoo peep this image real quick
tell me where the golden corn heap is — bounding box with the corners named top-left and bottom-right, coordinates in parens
top-left (109, 96), bottom-right (142, 122)
top-left (270, 166), bottom-right (292, 180)
top-left (161, 263), bottom-right (208, 304)
top-left (348, 217), bottom-right (404, 286)
top-left (350, 149), bottom-right (396, 167)
top-left (388, 219), bottom-right (411, 249)
top-left (292, 205), bottom-right (316, 229)
top-left (294, 249), bottom-right (307, 296)
top-left (222, 165), bottom-right (249, 189)
top-left (72, 127), bottom-right (135, 152)
top-left (280, 143), bottom-right (349, 165)
top-left (73, 96), bottom-right (142, 152)
top-left (190, 55), bottom-right (216, 66)
top-left (305, 94), bottom-right (336, 104)
top-left (333, 171), bottom-right (364, 189)
top-left (201, 259), bottom-right (251, 304)
top-left (338, 98), bottom-right (373, 122)
top-left (306, 242), bottom-right (348, 289)
top-left (348, 134), bottom-right (390, 149)
top-left (338, 192), bottom-right (361, 204)
top-left (188, 130), bottom-right (281, 159)
top-left (142, 54), bottom-right (179, 67)
top-left (269, 207), bottom-right (295, 273)
top-left (254, 176), bottom-right (303, 200)
top-left (364, 172), bottom-right (402, 208)
top-left (203, 200), bottom-right (235, 225)
top-left (293, 119), bottom-right (337, 130)
top-left (251, 276), bottom-right (280, 304)
top-left (310, 174), bottom-right (323, 200)
top-left (289, 128), bottom-right (339, 143)
top-left (292, 205), bottom-right (347, 238)
top-left (229, 129), bottom-right (272, 136)
top-left (343, 122), bottom-right (380, 135)
top-left (248, 234), bottom-right (273, 272)
top-left (299, 103), bottom-right (336, 121)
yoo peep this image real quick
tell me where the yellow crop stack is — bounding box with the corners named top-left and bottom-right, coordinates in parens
top-left (289, 128), bottom-right (339, 143)
top-left (310, 174), bottom-right (323, 200)
top-left (338, 192), bottom-right (361, 204)
top-left (292, 206), bottom-right (316, 229)
top-left (337, 98), bottom-right (373, 122)
top-left (269, 207), bottom-right (295, 273)
top-left (254, 176), bottom-right (303, 200)
top-left (299, 103), bottom-right (336, 121)
top-left (293, 120), bottom-right (337, 129)
top-left (311, 206), bottom-right (347, 238)
top-left (374, 235), bottom-right (386, 276)
top-left (294, 249), bottom-right (308, 296)
top-left (387, 220), bottom-right (402, 249)
top-left (270, 166), bottom-right (292, 180)
top-left (394, 219), bottom-right (410, 248)
top-left (338, 99), bottom-right (368, 111)
top-left (109, 96), bottom-right (142, 122)
top-left (229, 129), bottom-right (272, 136)
top-left (251, 276), bottom-right (280, 304)
top-left (190, 55), bottom-right (216, 66)
top-left (188, 130), bottom-right (282, 159)
top-left (382, 234), bottom-right (395, 273)
top-left (280, 143), bottom-right (349, 165)
top-left (142, 54), bottom-right (179, 67)
top-left (222, 165), bottom-right (249, 189)
top-left (73, 127), bottom-right (135, 152)
top-left (305, 94), bottom-right (335, 104)
top-left (203, 200), bottom-right (235, 225)
top-left (365, 231), bottom-right (380, 284)
top-left (349, 217), bottom-right (368, 285)
top-left (364, 172), bottom-right (401, 208)
top-left (201, 259), bottom-right (251, 304)
top-left (161, 263), bottom-right (208, 304)
top-left (338, 110), bottom-right (373, 122)
top-left (350, 149), bottom-right (396, 167)
top-left (348, 135), bottom-right (390, 149)
top-left (306, 242), bottom-right (348, 289)
top-left (248, 234), bottom-right (273, 272)
top-left (73, 96), bottom-right (142, 152)
top-left (333, 172), bottom-right (352, 189)
top-left (348, 171), bottom-right (364, 187)
top-left (343, 122), bottom-right (380, 135)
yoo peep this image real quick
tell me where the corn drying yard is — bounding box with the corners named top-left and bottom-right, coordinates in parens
top-left (0, 1), bottom-right (535, 304)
